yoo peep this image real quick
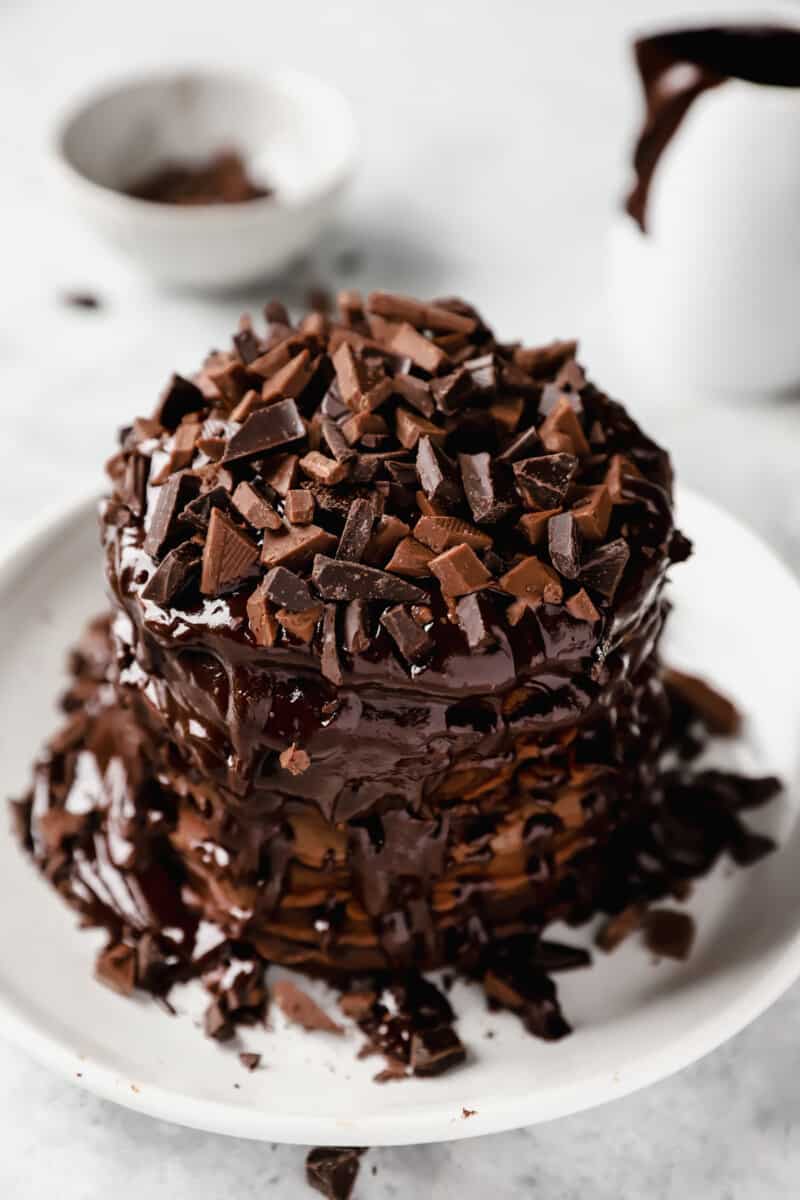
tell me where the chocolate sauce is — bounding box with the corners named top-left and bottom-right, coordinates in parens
top-left (626, 24), bottom-right (800, 231)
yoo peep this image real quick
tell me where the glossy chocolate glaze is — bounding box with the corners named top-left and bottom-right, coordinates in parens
top-left (626, 25), bottom-right (800, 231)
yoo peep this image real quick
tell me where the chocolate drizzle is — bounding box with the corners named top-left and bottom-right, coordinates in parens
top-left (626, 24), bottom-right (800, 231)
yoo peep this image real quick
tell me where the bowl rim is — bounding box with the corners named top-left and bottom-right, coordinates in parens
top-left (50, 63), bottom-right (359, 221)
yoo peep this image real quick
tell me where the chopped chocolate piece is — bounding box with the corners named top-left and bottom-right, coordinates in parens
top-left (413, 515), bottom-right (491, 554)
top-left (514, 338), bottom-right (578, 377)
top-left (459, 453), bottom-right (517, 525)
top-left (260, 348), bottom-right (314, 404)
top-left (197, 462), bottom-right (234, 494)
top-left (484, 964), bottom-right (571, 1041)
top-left (142, 542), bottom-right (201, 605)
top-left (557, 359), bottom-right (586, 392)
top-left (144, 471), bottom-right (198, 559)
top-left (540, 396), bottom-right (590, 457)
top-left (154, 373), bottom-right (205, 431)
top-left (669, 529), bottom-right (693, 564)
top-left (539, 383), bottom-right (582, 417)
top-left (276, 604), bottom-right (323, 644)
top-left (95, 941), bottom-right (136, 997)
top-left (497, 425), bottom-right (541, 463)
top-left (231, 480), bottom-right (282, 530)
top-left (223, 399), bottom-right (305, 463)
top-left (410, 1025), bottom-right (466, 1076)
top-left (416, 437), bottom-right (463, 509)
top-left (392, 373), bottom-right (434, 417)
top-left (321, 417), bottom-right (356, 464)
top-left (200, 509), bottom-right (259, 595)
top-left (238, 1052), bottom-right (261, 1071)
top-left (261, 452), bottom-right (299, 496)
top-left (465, 352), bottom-right (498, 392)
top-left (246, 588), bottom-right (279, 646)
top-left (306, 1147), bottom-right (364, 1200)
top-left (389, 322), bottom-right (447, 373)
top-left (207, 359), bottom-right (249, 406)
top-left (273, 980), bottom-right (343, 1033)
top-left (500, 556), bottom-right (563, 604)
top-left (338, 991), bottom-right (378, 1020)
top-left (248, 335), bottom-right (304, 380)
top-left (261, 523), bottom-right (336, 568)
top-left (63, 290), bottom-right (101, 310)
top-left (513, 453), bottom-right (578, 510)
top-left (368, 291), bottom-right (477, 334)
top-left (490, 395), bottom-right (524, 433)
top-left (566, 588), bottom-right (601, 624)
top-left (429, 543), bottom-right (491, 597)
top-left (385, 537), bottom-right (435, 577)
top-left (343, 599), bottom-right (370, 653)
top-left (605, 453), bottom-right (643, 504)
top-left (580, 538), bottom-right (630, 600)
top-left (233, 324), bottom-right (262, 365)
top-left (179, 486), bottom-right (233, 532)
top-left (312, 555), bottom-right (426, 603)
top-left (230, 388), bottom-right (263, 423)
top-left (395, 406), bottom-right (444, 450)
top-left (518, 508), bottom-right (560, 547)
top-left (336, 498), bottom-right (376, 562)
top-left (260, 566), bottom-right (314, 612)
top-left (151, 419), bottom-right (200, 482)
top-left (204, 998), bottom-right (234, 1042)
top-left (299, 451), bottom-right (350, 485)
top-left (279, 744), bottom-right (311, 775)
top-left (663, 668), bottom-right (741, 737)
top-left (380, 605), bottom-right (434, 663)
top-left (596, 903), bottom-right (648, 952)
top-left (572, 485), bottom-right (611, 540)
top-left (321, 605), bottom-right (343, 685)
top-left (431, 367), bottom-right (473, 414)
top-left (341, 411), bottom-right (389, 445)
top-left (284, 489), bottom-right (315, 525)
top-left (456, 592), bottom-right (496, 652)
top-left (644, 909), bottom-right (695, 961)
top-left (547, 512), bottom-right (581, 579)
top-left (332, 342), bottom-right (392, 413)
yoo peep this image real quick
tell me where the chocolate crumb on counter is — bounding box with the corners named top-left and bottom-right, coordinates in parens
top-left (306, 1147), bottom-right (365, 1200)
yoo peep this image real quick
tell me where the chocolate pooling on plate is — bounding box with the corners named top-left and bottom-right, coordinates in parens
top-left (15, 292), bottom-right (780, 1066)
top-left (626, 24), bottom-right (800, 231)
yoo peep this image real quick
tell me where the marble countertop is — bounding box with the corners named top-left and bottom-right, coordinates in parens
top-left (1, 0), bottom-right (799, 1196)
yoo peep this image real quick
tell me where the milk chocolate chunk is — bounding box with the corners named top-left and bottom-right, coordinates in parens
top-left (201, 508), bottom-right (259, 595)
top-left (207, 359), bottom-right (249, 406)
top-left (223, 399), bottom-right (305, 463)
top-left (459, 452), bottom-right (517, 525)
top-left (429, 543), bottom-right (491, 597)
top-left (413, 515), bottom-right (491, 554)
top-left (595, 903), bottom-right (647, 952)
top-left (572, 485), bottom-right (611, 540)
top-left (273, 980), bottom-right (344, 1034)
top-left (392, 373), bottom-right (434, 417)
top-left (232, 480), bottom-right (282, 530)
top-left (306, 1147), bottom-right (364, 1200)
top-left (416, 437), bottom-right (463, 508)
top-left (566, 588), bottom-right (600, 624)
top-left (261, 523), bottom-right (336, 568)
top-left (663, 668), bottom-right (742, 736)
top-left (320, 605), bottom-right (343, 685)
top-left (380, 604), bottom-right (433, 663)
top-left (605, 453), bottom-right (643, 504)
top-left (246, 588), bottom-right (279, 646)
top-left (547, 512), bottom-right (581, 579)
top-left (341, 411), bottom-right (389, 445)
top-left (644, 909), bottom-right (695, 961)
top-left (539, 396), bottom-right (590, 457)
top-left (261, 566), bottom-right (314, 611)
top-left (332, 342), bottom-right (392, 413)
top-left (142, 542), bottom-right (201, 605)
top-left (284, 489), bottom-right (315, 525)
top-left (385, 537), bottom-right (435, 577)
top-left (248, 334), bottom-right (303, 380)
top-left (518, 508), bottom-right (560, 547)
top-left (144, 471), bottom-right (199, 558)
top-left (513, 453), bottom-right (578, 510)
top-left (389, 322), bottom-right (447, 373)
top-left (580, 538), bottom-right (630, 600)
top-left (368, 290), bottom-right (477, 334)
top-left (500, 556), bottom-right (563, 604)
top-left (260, 348), bottom-right (314, 405)
top-left (456, 592), bottom-right (497, 652)
top-left (321, 417), bottom-right (356, 464)
top-left (312, 555), bottom-right (426, 603)
top-left (95, 941), bottom-right (136, 997)
top-left (154, 373), bottom-right (205, 430)
top-left (336, 498), bottom-right (376, 562)
top-left (277, 604), bottom-right (323, 643)
top-left (299, 451), bottom-right (350, 486)
top-left (262, 453), bottom-right (299, 496)
top-left (395, 406), bottom-right (444, 450)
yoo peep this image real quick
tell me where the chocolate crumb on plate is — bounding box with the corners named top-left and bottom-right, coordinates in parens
top-left (644, 909), bottom-right (696, 961)
top-left (273, 980), bottom-right (344, 1034)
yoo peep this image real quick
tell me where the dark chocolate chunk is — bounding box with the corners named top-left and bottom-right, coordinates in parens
top-left (260, 566), bottom-right (314, 612)
top-left (223, 398), bottom-right (305, 463)
top-left (644, 909), bottom-right (695, 961)
top-left (321, 605), bottom-right (343, 685)
top-left (392, 373), bottom-right (434, 417)
top-left (95, 941), bottom-right (136, 996)
top-left (306, 1147), bottom-right (365, 1200)
top-left (180, 485), bottom-right (234, 532)
top-left (456, 593), bottom-right (497, 652)
top-left (459, 453), bottom-right (517, 524)
top-left (431, 367), bottom-right (473, 414)
top-left (141, 542), bottom-right (201, 605)
top-left (144, 471), bottom-right (199, 559)
top-left (410, 1025), bottom-right (466, 1077)
top-left (513, 453), bottom-right (578, 510)
top-left (380, 604), bottom-right (434, 663)
top-left (663, 668), bottom-right (741, 737)
top-left (580, 538), bottom-right (630, 600)
top-left (200, 509), bottom-right (259, 595)
top-left (596, 903), bottom-right (648, 952)
top-left (336, 498), bottom-right (376, 562)
top-left (312, 554), bottom-right (426, 603)
top-left (497, 425), bottom-right (540, 463)
top-left (416, 437), bottom-right (463, 509)
top-left (238, 1052), bottom-right (261, 1071)
top-left (154, 373), bottom-right (205, 431)
top-left (547, 512), bottom-right (581, 579)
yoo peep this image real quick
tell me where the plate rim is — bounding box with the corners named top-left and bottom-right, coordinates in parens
top-left (1, 483), bottom-right (800, 1146)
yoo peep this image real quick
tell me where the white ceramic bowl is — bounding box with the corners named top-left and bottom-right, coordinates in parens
top-left (52, 68), bottom-right (358, 290)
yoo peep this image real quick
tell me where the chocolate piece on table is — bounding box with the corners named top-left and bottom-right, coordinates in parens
top-left (306, 1147), bottom-right (365, 1200)
top-left (416, 437), bottom-right (463, 508)
top-left (500, 556), bottom-right (563, 604)
top-left (456, 592), bottom-right (496, 652)
top-left (336, 498), bottom-right (376, 562)
top-left (320, 605), bottom-right (343, 685)
top-left (261, 524), bottom-right (336, 568)
top-left (459, 452), bottom-right (517, 525)
top-left (231, 480), bottom-right (282, 530)
top-left (284, 488), bottom-right (315, 525)
top-left (518, 508), bottom-right (560, 547)
top-left (429, 543), bottom-right (491, 597)
top-left (143, 471), bottom-right (199, 558)
top-left (260, 566), bottom-right (314, 612)
top-left (385, 537), bottom-right (435, 577)
top-left (644, 909), bottom-right (695, 961)
top-left (223, 399), bottom-right (305, 463)
top-left (312, 555), bottom-right (426, 603)
top-left (380, 604), bottom-right (434, 663)
top-left (580, 538), bottom-right (630, 600)
top-left (663, 668), bottom-right (742, 736)
top-left (513, 453), bottom-right (578, 510)
top-left (200, 508), bottom-right (259, 595)
top-left (142, 542), bottom-right (201, 605)
top-left (273, 980), bottom-right (344, 1033)
top-left (547, 512), bottom-right (581, 580)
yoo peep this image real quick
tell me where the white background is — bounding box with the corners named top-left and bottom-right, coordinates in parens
top-left (1, 0), bottom-right (800, 1196)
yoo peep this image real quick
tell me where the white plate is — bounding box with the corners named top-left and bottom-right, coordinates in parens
top-left (1, 486), bottom-right (799, 1146)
